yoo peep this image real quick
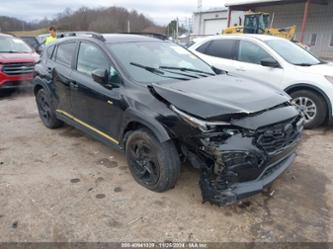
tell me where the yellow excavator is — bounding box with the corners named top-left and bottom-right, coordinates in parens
top-left (224, 12), bottom-right (297, 41)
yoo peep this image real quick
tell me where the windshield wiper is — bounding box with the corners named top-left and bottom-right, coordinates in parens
top-left (130, 62), bottom-right (165, 74)
top-left (159, 66), bottom-right (215, 76)
top-left (0, 50), bottom-right (21, 53)
top-left (130, 62), bottom-right (190, 81)
top-left (160, 68), bottom-right (200, 79)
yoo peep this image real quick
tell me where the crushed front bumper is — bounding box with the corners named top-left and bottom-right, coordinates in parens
top-left (193, 113), bottom-right (304, 207)
top-left (200, 152), bottom-right (296, 206)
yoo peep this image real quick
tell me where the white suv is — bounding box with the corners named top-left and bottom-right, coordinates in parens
top-left (189, 34), bottom-right (333, 129)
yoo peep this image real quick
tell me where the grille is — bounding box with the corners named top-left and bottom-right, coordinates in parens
top-left (256, 116), bottom-right (303, 154)
top-left (2, 63), bottom-right (35, 75)
top-left (222, 151), bottom-right (264, 170)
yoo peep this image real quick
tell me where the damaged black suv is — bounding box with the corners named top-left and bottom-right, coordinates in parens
top-left (33, 33), bottom-right (304, 206)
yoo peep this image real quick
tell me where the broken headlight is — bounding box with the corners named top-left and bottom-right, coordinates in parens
top-left (170, 105), bottom-right (231, 132)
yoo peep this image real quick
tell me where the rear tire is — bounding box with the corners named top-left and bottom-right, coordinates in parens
top-left (36, 88), bottom-right (63, 129)
top-left (125, 128), bottom-right (181, 192)
top-left (290, 90), bottom-right (327, 129)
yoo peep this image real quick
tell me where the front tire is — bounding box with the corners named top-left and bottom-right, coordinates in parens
top-left (125, 128), bottom-right (181, 192)
top-left (290, 90), bottom-right (327, 129)
top-left (36, 88), bottom-right (63, 129)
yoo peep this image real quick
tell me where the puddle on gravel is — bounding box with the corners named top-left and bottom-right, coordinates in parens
top-left (70, 178), bottom-right (80, 184)
top-left (96, 158), bottom-right (118, 168)
top-left (96, 194), bottom-right (106, 199)
top-left (114, 187), bottom-right (122, 193)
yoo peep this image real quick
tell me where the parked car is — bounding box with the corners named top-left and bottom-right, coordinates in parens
top-left (189, 34), bottom-right (333, 129)
top-left (33, 34), bottom-right (304, 206)
top-left (19, 36), bottom-right (42, 54)
top-left (0, 33), bottom-right (40, 91)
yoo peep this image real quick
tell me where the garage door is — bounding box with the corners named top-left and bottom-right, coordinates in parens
top-left (204, 19), bottom-right (227, 35)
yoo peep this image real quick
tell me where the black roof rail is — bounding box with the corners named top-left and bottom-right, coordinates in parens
top-left (61, 31), bottom-right (106, 42)
top-left (120, 32), bottom-right (168, 40)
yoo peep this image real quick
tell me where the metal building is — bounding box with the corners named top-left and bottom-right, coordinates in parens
top-left (192, 8), bottom-right (244, 36)
top-left (226, 0), bottom-right (333, 59)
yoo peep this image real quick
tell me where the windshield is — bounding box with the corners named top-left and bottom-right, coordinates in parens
top-left (265, 39), bottom-right (321, 66)
top-left (0, 37), bottom-right (33, 53)
top-left (107, 41), bottom-right (215, 84)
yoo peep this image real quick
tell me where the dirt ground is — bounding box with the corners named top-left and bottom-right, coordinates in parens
top-left (0, 91), bottom-right (332, 242)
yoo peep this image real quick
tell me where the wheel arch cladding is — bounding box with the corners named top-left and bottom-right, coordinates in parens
top-left (33, 84), bottom-right (43, 96)
top-left (121, 110), bottom-right (173, 145)
top-left (33, 77), bottom-right (52, 96)
top-left (285, 83), bottom-right (332, 123)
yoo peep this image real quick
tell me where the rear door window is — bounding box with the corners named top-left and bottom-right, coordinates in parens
top-left (55, 42), bottom-right (76, 66)
top-left (201, 39), bottom-right (237, 59)
top-left (196, 41), bottom-right (211, 53)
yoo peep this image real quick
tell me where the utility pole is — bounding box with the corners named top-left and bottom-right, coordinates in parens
top-left (197, 0), bottom-right (202, 11)
top-left (176, 18), bottom-right (179, 43)
top-left (127, 20), bottom-right (131, 33)
top-left (197, 0), bottom-right (203, 35)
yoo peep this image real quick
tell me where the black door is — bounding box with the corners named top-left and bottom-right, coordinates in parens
top-left (50, 41), bottom-right (76, 113)
top-left (70, 41), bottom-right (123, 144)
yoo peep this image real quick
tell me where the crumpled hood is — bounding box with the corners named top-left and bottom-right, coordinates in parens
top-left (0, 53), bottom-right (39, 64)
top-left (152, 74), bottom-right (290, 119)
top-left (295, 62), bottom-right (333, 76)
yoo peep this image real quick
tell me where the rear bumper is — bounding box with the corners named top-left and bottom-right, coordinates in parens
top-left (200, 152), bottom-right (296, 206)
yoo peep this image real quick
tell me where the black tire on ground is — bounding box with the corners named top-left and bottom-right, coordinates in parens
top-left (36, 88), bottom-right (63, 129)
top-left (290, 90), bottom-right (327, 129)
top-left (125, 128), bottom-right (181, 192)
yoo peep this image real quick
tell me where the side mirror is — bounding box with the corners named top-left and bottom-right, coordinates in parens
top-left (92, 69), bottom-right (108, 85)
top-left (261, 58), bottom-right (280, 68)
top-left (212, 66), bottom-right (227, 75)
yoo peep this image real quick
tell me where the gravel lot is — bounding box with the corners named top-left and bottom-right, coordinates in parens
top-left (0, 91), bottom-right (332, 242)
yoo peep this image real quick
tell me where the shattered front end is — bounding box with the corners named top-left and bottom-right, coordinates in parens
top-left (176, 105), bottom-right (304, 207)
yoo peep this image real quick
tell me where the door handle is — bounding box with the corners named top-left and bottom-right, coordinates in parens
top-left (236, 67), bottom-right (246, 72)
top-left (69, 81), bottom-right (79, 89)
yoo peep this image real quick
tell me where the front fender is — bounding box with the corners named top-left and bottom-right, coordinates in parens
top-left (32, 73), bottom-right (53, 93)
top-left (120, 108), bottom-right (173, 145)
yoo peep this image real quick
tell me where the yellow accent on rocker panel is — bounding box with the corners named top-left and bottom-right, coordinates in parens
top-left (56, 110), bottom-right (119, 145)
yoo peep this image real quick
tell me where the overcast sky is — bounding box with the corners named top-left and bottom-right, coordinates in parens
top-left (0, 0), bottom-right (228, 25)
